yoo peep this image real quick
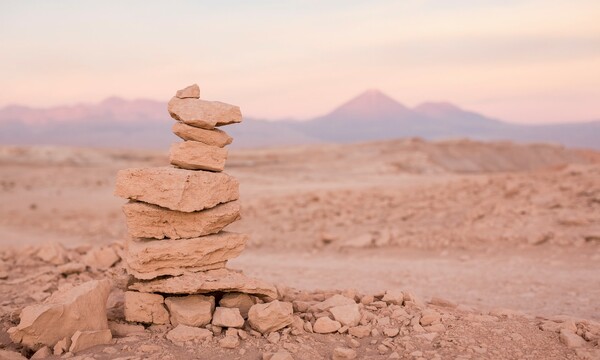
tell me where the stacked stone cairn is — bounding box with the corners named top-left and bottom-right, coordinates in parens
top-left (115, 84), bottom-right (289, 337)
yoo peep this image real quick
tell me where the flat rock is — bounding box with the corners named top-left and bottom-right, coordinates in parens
top-left (166, 325), bottom-right (213, 344)
top-left (129, 268), bottom-right (277, 299)
top-left (175, 84), bottom-right (200, 99)
top-left (311, 294), bottom-right (356, 312)
top-left (123, 200), bottom-right (240, 240)
top-left (313, 317), bottom-right (341, 334)
top-left (115, 167), bottom-right (239, 212)
top-left (108, 321), bottom-right (146, 337)
top-left (219, 292), bottom-right (256, 318)
top-left (125, 232), bottom-right (247, 280)
top-left (247, 300), bottom-right (293, 334)
top-left (172, 122), bottom-right (233, 147)
top-left (124, 291), bottom-right (169, 324)
top-left (168, 97), bottom-right (242, 129)
top-left (170, 141), bottom-right (228, 171)
top-left (330, 304), bottom-right (361, 327)
top-left (82, 246), bottom-right (120, 270)
top-left (212, 307), bottom-right (245, 328)
top-left (8, 279), bottom-right (111, 350)
top-left (69, 329), bottom-right (112, 353)
top-left (165, 295), bottom-right (215, 327)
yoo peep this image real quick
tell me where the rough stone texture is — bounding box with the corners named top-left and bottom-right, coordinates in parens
top-left (168, 97), bottom-right (242, 129)
top-left (247, 300), bottom-right (293, 334)
top-left (0, 350), bottom-right (28, 360)
top-left (129, 268), bottom-right (277, 299)
top-left (170, 141), bottom-right (228, 172)
top-left (332, 347), bottom-right (357, 360)
top-left (311, 294), bottom-right (356, 312)
top-left (165, 295), bottom-right (215, 327)
top-left (348, 325), bottom-right (371, 338)
top-left (212, 307), bottom-right (245, 328)
top-left (124, 291), bottom-right (169, 325)
top-left (330, 304), bottom-right (361, 327)
top-left (166, 325), bottom-right (213, 344)
top-left (219, 292), bottom-right (256, 318)
top-left (559, 329), bottom-right (586, 348)
top-left (313, 317), bottom-right (341, 334)
top-left (82, 246), bottom-right (120, 270)
top-left (115, 167), bottom-right (239, 212)
top-left (108, 322), bottom-right (145, 337)
top-left (30, 346), bottom-right (51, 359)
top-left (69, 329), bottom-right (112, 353)
top-left (172, 122), bottom-right (233, 147)
top-left (175, 84), bottom-right (200, 99)
top-left (123, 200), bottom-right (240, 240)
top-left (8, 279), bottom-right (111, 350)
top-left (35, 242), bottom-right (68, 265)
top-left (382, 289), bottom-right (404, 305)
top-left (125, 232), bottom-right (247, 280)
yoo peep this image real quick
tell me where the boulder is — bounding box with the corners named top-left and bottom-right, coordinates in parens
top-left (212, 307), bottom-right (244, 328)
top-left (168, 97), bottom-right (242, 129)
top-left (247, 300), bottom-right (293, 334)
top-left (313, 317), bottom-right (341, 334)
top-left (170, 141), bottom-right (228, 172)
top-left (69, 329), bottom-right (112, 353)
top-left (172, 122), bottom-right (233, 147)
top-left (129, 268), bottom-right (277, 299)
top-left (166, 325), bottom-right (213, 344)
top-left (165, 295), bottom-right (215, 327)
top-left (124, 291), bottom-right (169, 324)
top-left (8, 279), bottom-right (111, 350)
top-left (175, 84), bottom-right (200, 99)
top-left (125, 232), bottom-right (247, 279)
top-left (330, 304), bottom-right (361, 327)
top-left (115, 167), bottom-right (239, 212)
top-left (122, 200), bottom-right (240, 240)
top-left (219, 292), bottom-right (256, 318)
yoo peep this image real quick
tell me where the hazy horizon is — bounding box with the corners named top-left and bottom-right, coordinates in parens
top-left (2, 1), bottom-right (600, 124)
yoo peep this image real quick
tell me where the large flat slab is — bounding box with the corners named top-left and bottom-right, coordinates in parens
top-left (122, 200), bottom-right (240, 240)
top-left (129, 268), bottom-right (277, 299)
top-left (169, 141), bottom-right (228, 172)
top-left (126, 232), bottom-right (247, 280)
top-left (168, 97), bottom-right (242, 129)
top-left (114, 167), bottom-right (239, 212)
top-left (172, 122), bottom-right (233, 147)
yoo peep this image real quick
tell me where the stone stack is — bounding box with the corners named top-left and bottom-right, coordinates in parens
top-left (115, 84), bottom-right (278, 328)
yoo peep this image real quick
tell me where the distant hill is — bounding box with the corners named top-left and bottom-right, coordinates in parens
top-left (0, 91), bottom-right (598, 149)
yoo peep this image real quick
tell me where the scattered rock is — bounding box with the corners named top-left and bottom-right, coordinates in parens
top-left (0, 350), bottom-right (27, 360)
top-left (124, 291), bottom-right (169, 324)
top-left (165, 294), bottom-right (215, 327)
top-left (166, 325), bottom-right (213, 344)
top-left (69, 329), bottom-right (112, 353)
top-left (82, 246), bottom-right (120, 270)
top-left (383, 327), bottom-right (399, 337)
top-left (219, 335), bottom-right (240, 349)
top-left (219, 292), bottom-right (256, 318)
top-left (332, 347), bottom-right (357, 360)
top-left (559, 328), bottom-right (586, 348)
top-left (313, 317), bottom-right (341, 334)
top-left (248, 300), bottom-right (293, 334)
top-left (312, 294), bottom-right (356, 312)
top-left (381, 290), bottom-right (404, 305)
top-left (56, 262), bottom-right (86, 275)
top-left (170, 141), bottom-right (228, 172)
top-left (212, 307), bottom-right (245, 328)
top-left (30, 346), bottom-right (51, 359)
top-left (429, 296), bottom-right (458, 308)
top-left (330, 304), bottom-right (361, 327)
top-left (35, 242), bottom-right (68, 265)
top-left (348, 325), bottom-right (371, 338)
top-left (108, 321), bottom-right (145, 337)
top-left (175, 84), bottom-right (200, 99)
top-left (269, 350), bottom-right (294, 360)
top-left (172, 122), bottom-right (233, 147)
top-left (420, 309), bottom-right (441, 326)
top-left (8, 279), bottom-right (111, 350)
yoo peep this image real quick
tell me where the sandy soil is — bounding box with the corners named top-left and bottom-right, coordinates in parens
top-left (0, 139), bottom-right (599, 359)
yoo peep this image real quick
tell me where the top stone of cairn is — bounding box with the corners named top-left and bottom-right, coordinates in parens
top-left (168, 84), bottom-right (242, 130)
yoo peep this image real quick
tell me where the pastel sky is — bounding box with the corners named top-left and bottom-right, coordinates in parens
top-left (1, 0), bottom-right (599, 123)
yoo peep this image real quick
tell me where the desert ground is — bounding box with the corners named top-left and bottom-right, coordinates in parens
top-left (1, 138), bottom-right (599, 359)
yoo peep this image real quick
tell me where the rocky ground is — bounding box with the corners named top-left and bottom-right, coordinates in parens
top-left (0, 139), bottom-right (599, 359)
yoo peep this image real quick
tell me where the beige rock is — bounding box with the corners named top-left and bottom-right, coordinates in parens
top-left (69, 329), bottom-right (112, 353)
top-left (56, 262), bottom-right (86, 275)
top-left (30, 346), bottom-right (51, 359)
top-left (170, 141), bottom-right (228, 172)
top-left (123, 200), bottom-right (240, 240)
top-left (166, 325), bottom-right (213, 344)
top-left (219, 292), bottom-right (256, 318)
top-left (348, 325), bottom-right (371, 338)
top-left (35, 241), bottom-right (68, 265)
top-left (311, 294), bottom-right (356, 312)
top-left (168, 97), bottom-right (242, 129)
top-left (212, 307), bottom-right (245, 328)
top-left (0, 350), bottom-right (28, 360)
top-left (175, 84), bottom-right (200, 99)
top-left (129, 268), bottom-right (277, 299)
top-left (381, 290), bottom-right (404, 305)
top-left (383, 327), bottom-right (400, 337)
top-left (333, 347), bottom-right (357, 360)
top-left (559, 329), bottom-right (586, 348)
top-left (429, 296), bottom-right (457, 308)
top-left (172, 122), bottom-right (233, 147)
top-left (108, 321), bottom-right (145, 337)
top-left (247, 300), bottom-right (293, 334)
top-left (124, 291), bottom-right (169, 324)
top-left (270, 350), bottom-right (294, 360)
top-left (313, 317), bottom-right (341, 334)
top-left (53, 338), bottom-right (70, 355)
top-left (125, 232), bottom-right (246, 279)
top-left (219, 335), bottom-right (240, 349)
top-left (8, 279), bottom-right (111, 350)
top-left (82, 246), bottom-right (120, 270)
top-left (165, 295), bottom-right (215, 327)
top-left (420, 309), bottom-right (441, 326)
top-left (330, 304), bottom-right (361, 327)
top-left (115, 167), bottom-right (239, 212)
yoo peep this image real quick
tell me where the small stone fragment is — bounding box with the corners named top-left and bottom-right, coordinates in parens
top-left (311, 294), bottom-right (356, 312)
top-left (172, 122), bottom-right (233, 147)
top-left (170, 141), bottom-right (228, 172)
top-left (30, 346), bottom-right (51, 359)
top-left (69, 329), bottom-right (112, 353)
top-left (330, 304), bottom-right (361, 327)
top-left (166, 325), bottom-right (213, 344)
top-left (247, 300), bottom-right (293, 334)
top-left (420, 309), bottom-right (441, 326)
top-left (82, 246), bottom-right (120, 270)
top-left (53, 338), bottom-right (70, 355)
top-left (108, 322), bottom-right (146, 337)
top-left (333, 347), bottom-right (357, 360)
top-left (35, 242), bottom-right (69, 265)
top-left (219, 335), bottom-right (240, 349)
top-left (212, 307), bottom-right (245, 328)
top-left (175, 84), bottom-right (200, 99)
top-left (165, 294), bottom-right (215, 327)
top-left (383, 327), bottom-right (399, 337)
top-left (348, 325), bottom-right (371, 338)
top-left (124, 291), bottom-right (169, 324)
top-left (559, 329), bottom-right (586, 348)
top-left (381, 290), bottom-right (404, 305)
top-left (313, 317), bottom-right (341, 334)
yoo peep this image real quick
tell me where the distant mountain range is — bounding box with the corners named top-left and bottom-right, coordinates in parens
top-left (0, 90), bottom-right (598, 149)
